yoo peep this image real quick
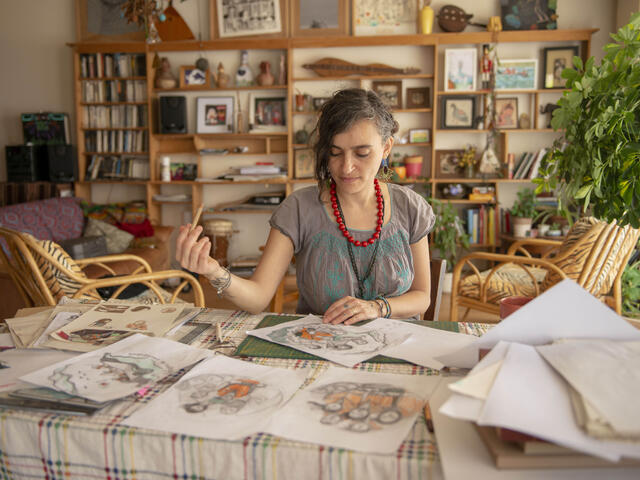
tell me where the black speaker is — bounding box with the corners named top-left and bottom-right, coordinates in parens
top-left (5, 145), bottom-right (48, 182)
top-left (159, 96), bottom-right (187, 134)
top-left (46, 144), bottom-right (78, 182)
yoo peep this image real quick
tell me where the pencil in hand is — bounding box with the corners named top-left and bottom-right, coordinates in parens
top-left (424, 402), bottom-right (434, 433)
top-left (189, 204), bottom-right (204, 233)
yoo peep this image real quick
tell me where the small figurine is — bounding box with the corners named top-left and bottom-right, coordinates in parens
top-left (519, 113), bottom-right (531, 129)
top-left (236, 50), bottom-right (254, 86)
top-left (155, 57), bottom-right (177, 89)
top-left (479, 147), bottom-right (501, 175)
top-left (214, 62), bottom-right (229, 88)
top-left (278, 53), bottom-right (286, 85)
top-left (480, 44), bottom-right (493, 90)
top-left (257, 61), bottom-right (274, 86)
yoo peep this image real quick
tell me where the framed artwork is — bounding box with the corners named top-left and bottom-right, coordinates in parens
top-left (292, 0), bottom-right (348, 36)
top-left (294, 148), bottom-right (315, 179)
top-left (179, 66), bottom-right (210, 88)
top-left (312, 97), bottom-right (330, 111)
top-left (440, 96), bottom-right (476, 129)
top-left (408, 129), bottom-right (430, 144)
top-left (249, 93), bottom-right (287, 132)
top-left (500, 0), bottom-right (557, 31)
top-left (405, 87), bottom-right (431, 109)
top-left (353, 0), bottom-right (418, 36)
top-left (213, 0), bottom-right (284, 39)
top-left (495, 97), bottom-right (519, 129)
top-left (444, 48), bottom-right (477, 92)
top-left (372, 81), bottom-right (403, 109)
top-left (436, 150), bottom-right (464, 178)
top-left (543, 46), bottom-right (579, 89)
top-left (75, 0), bottom-right (145, 42)
top-left (196, 97), bottom-right (234, 134)
top-left (495, 59), bottom-right (538, 90)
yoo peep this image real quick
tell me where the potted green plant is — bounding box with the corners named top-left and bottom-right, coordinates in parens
top-left (622, 252), bottom-right (640, 319)
top-left (535, 13), bottom-right (640, 229)
top-left (510, 188), bottom-right (538, 238)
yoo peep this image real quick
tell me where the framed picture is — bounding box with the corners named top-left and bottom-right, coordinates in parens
top-left (543, 46), bottom-right (579, 89)
top-left (444, 48), bottom-right (477, 92)
top-left (500, 0), bottom-right (557, 31)
top-left (179, 66), bottom-right (210, 88)
top-left (440, 96), bottom-right (475, 129)
top-left (353, 0), bottom-right (418, 36)
top-left (294, 148), bottom-right (315, 179)
top-left (196, 97), bottom-right (234, 134)
top-left (292, 0), bottom-right (348, 36)
top-left (213, 0), bottom-right (284, 39)
top-left (312, 97), bottom-right (330, 111)
top-left (372, 81), bottom-right (402, 109)
top-left (405, 87), bottom-right (431, 109)
top-left (436, 150), bottom-right (464, 178)
top-left (75, 0), bottom-right (145, 42)
top-left (495, 59), bottom-right (538, 90)
top-left (495, 97), bottom-right (519, 129)
top-left (249, 93), bottom-right (287, 133)
top-left (408, 129), bottom-right (430, 144)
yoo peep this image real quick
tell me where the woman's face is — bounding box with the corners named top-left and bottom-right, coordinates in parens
top-left (328, 119), bottom-right (393, 195)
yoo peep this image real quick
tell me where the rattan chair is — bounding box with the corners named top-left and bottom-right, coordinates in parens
top-left (0, 226), bottom-right (204, 307)
top-left (449, 217), bottom-right (640, 322)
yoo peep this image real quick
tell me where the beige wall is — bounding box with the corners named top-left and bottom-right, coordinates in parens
top-left (617, 0), bottom-right (640, 28)
top-left (0, 0), bottom-right (621, 182)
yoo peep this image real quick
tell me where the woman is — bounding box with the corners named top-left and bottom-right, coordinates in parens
top-left (176, 88), bottom-right (435, 324)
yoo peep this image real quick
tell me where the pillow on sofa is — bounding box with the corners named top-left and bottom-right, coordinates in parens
top-left (81, 201), bottom-right (155, 238)
top-left (84, 218), bottom-right (134, 254)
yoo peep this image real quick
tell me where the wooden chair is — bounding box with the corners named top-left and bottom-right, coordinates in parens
top-left (0, 226), bottom-right (204, 307)
top-left (449, 217), bottom-right (640, 322)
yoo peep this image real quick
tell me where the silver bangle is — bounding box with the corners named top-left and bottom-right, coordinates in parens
top-left (209, 267), bottom-right (232, 297)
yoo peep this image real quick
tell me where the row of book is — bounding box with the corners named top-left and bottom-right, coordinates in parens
top-left (84, 130), bottom-right (148, 153)
top-left (86, 155), bottom-right (149, 180)
top-left (81, 80), bottom-right (147, 103)
top-left (82, 105), bottom-right (148, 129)
top-left (506, 148), bottom-right (548, 180)
top-left (465, 206), bottom-right (497, 246)
top-left (80, 53), bottom-right (146, 79)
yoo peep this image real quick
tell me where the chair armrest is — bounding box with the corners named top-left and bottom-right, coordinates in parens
top-left (76, 254), bottom-right (153, 276)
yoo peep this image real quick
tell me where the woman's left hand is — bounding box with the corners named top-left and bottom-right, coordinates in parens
top-left (323, 296), bottom-right (381, 325)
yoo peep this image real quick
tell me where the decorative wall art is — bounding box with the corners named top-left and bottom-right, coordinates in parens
top-left (408, 128), bottom-right (430, 144)
top-left (179, 66), bottom-right (210, 88)
top-left (75, 0), bottom-right (145, 42)
top-left (294, 148), bottom-right (315, 179)
top-left (405, 87), bottom-right (431, 109)
top-left (353, 0), bottom-right (418, 36)
top-left (196, 97), bottom-right (235, 133)
top-left (440, 96), bottom-right (475, 129)
top-left (495, 97), bottom-right (519, 129)
top-left (372, 81), bottom-right (402, 109)
top-left (495, 59), bottom-right (538, 90)
top-left (249, 93), bottom-right (287, 132)
top-left (292, 0), bottom-right (348, 36)
top-left (543, 46), bottom-right (579, 88)
top-left (214, 0), bottom-right (283, 38)
top-left (444, 48), bottom-right (477, 92)
top-left (500, 0), bottom-right (558, 31)
top-left (436, 149), bottom-right (465, 178)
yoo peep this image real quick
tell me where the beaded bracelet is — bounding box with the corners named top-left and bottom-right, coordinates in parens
top-left (209, 267), bottom-right (232, 297)
top-left (373, 298), bottom-right (385, 318)
top-left (375, 295), bottom-right (392, 319)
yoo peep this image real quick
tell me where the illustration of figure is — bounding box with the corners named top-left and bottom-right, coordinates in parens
top-left (553, 57), bottom-right (566, 86)
top-left (268, 323), bottom-right (386, 354)
top-left (131, 306), bottom-right (151, 312)
top-left (480, 45), bottom-right (493, 89)
top-left (448, 60), bottom-right (473, 90)
top-left (497, 102), bottom-right (515, 127)
top-left (95, 304), bottom-right (129, 314)
top-left (90, 318), bottom-right (112, 328)
top-left (206, 106), bottom-right (219, 125)
top-left (126, 320), bottom-right (148, 330)
top-left (449, 103), bottom-right (469, 125)
top-left (236, 50), bottom-right (254, 86)
top-left (68, 329), bottom-right (131, 345)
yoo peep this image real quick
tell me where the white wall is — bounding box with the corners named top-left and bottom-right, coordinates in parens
top-left (616, 0), bottom-right (640, 28)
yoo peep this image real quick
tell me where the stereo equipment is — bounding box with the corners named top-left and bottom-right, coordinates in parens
top-left (5, 145), bottom-right (48, 182)
top-left (159, 96), bottom-right (187, 134)
top-left (46, 144), bottom-right (78, 182)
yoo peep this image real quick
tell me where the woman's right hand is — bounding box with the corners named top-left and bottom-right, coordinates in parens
top-left (175, 224), bottom-right (224, 280)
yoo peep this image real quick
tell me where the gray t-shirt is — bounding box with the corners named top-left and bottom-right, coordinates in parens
top-left (269, 183), bottom-right (435, 315)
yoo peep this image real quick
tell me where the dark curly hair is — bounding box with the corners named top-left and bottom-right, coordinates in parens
top-left (312, 88), bottom-right (399, 191)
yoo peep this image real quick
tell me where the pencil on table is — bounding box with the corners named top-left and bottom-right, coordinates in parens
top-left (216, 323), bottom-right (223, 342)
top-left (189, 204), bottom-right (204, 233)
top-left (424, 402), bottom-right (434, 433)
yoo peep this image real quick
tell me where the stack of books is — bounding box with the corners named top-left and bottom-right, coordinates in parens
top-left (508, 148), bottom-right (549, 179)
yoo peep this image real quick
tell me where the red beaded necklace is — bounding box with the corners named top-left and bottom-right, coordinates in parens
top-left (330, 178), bottom-right (383, 247)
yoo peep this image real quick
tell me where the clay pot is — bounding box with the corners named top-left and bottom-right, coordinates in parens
top-left (404, 155), bottom-right (423, 178)
top-left (257, 61), bottom-right (274, 86)
top-left (499, 296), bottom-right (532, 319)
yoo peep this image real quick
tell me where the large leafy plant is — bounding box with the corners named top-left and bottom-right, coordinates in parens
top-left (535, 13), bottom-right (640, 228)
top-left (429, 198), bottom-right (470, 272)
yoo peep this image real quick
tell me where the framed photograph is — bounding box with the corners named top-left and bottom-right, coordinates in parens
top-left (436, 150), bottom-right (464, 178)
top-left (75, 0), bottom-right (145, 42)
top-left (179, 66), bottom-right (210, 89)
top-left (405, 87), bottom-right (431, 109)
top-left (444, 48), bottom-right (477, 92)
top-left (543, 46), bottom-right (579, 89)
top-left (372, 81), bottom-right (402, 109)
top-left (440, 96), bottom-right (476, 129)
top-left (196, 97), bottom-right (234, 134)
top-left (495, 59), bottom-right (538, 90)
top-left (408, 129), bottom-right (430, 144)
top-left (294, 148), bottom-right (315, 179)
top-left (292, 0), bottom-right (348, 36)
top-left (353, 0), bottom-right (418, 36)
top-left (249, 93), bottom-right (287, 133)
top-left (312, 97), bottom-right (330, 111)
top-left (213, 0), bottom-right (284, 39)
top-left (495, 97), bottom-right (519, 129)
top-left (500, 0), bottom-right (557, 31)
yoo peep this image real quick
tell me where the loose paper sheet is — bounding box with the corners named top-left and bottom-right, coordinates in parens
top-left (247, 315), bottom-right (409, 367)
top-left (380, 319), bottom-right (476, 369)
top-left (264, 367), bottom-right (441, 454)
top-left (447, 341), bottom-right (510, 400)
top-left (436, 280), bottom-right (640, 369)
top-left (123, 355), bottom-right (307, 440)
top-left (0, 349), bottom-right (78, 392)
top-left (20, 334), bottom-right (211, 402)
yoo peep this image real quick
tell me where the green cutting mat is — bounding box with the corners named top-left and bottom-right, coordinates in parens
top-left (234, 315), bottom-right (460, 364)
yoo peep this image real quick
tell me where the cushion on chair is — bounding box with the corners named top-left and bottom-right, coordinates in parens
top-left (458, 263), bottom-right (548, 305)
top-left (83, 218), bottom-right (134, 254)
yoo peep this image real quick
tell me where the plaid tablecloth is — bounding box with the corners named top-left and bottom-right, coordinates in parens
top-left (0, 309), bottom-right (489, 480)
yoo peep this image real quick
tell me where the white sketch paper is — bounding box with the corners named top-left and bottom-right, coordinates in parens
top-left (20, 334), bottom-right (210, 402)
top-left (0, 349), bottom-right (77, 393)
top-left (265, 367), bottom-right (441, 454)
top-left (247, 315), bottom-right (409, 367)
top-left (123, 355), bottom-right (307, 440)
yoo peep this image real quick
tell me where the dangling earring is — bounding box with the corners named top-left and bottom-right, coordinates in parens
top-left (380, 157), bottom-right (391, 178)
